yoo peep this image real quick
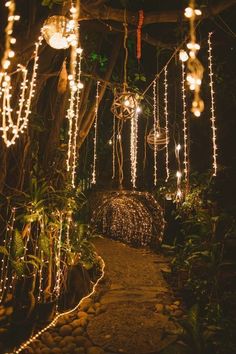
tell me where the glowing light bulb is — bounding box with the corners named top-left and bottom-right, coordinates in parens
top-left (176, 171), bottom-right (182, 178)
top-left (76, 47), bottom-right (83, 54)
top-left (77, 82), bottom-right (84, 89)
top-left (195, 9), bottom-right (202, 16)
top-left (124, 99), bottom-right (130, 107)
top-left (136, 106), bottom-right (141, 113)
top-left (176, 144), bottom-right (181, 151)
top-left (185, 7), bottom-right (193, 18)
top-left (48, 32), bottom-right (68, 49)
top-left (179, 50), bottom-right (189, 62)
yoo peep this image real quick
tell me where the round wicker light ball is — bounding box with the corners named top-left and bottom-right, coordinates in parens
top-left (42, 16), bottom-right (77, 50)
top-left (147, 126), bottom-right (169, 150)
top-left (111, 91), bottom-right (139, 120)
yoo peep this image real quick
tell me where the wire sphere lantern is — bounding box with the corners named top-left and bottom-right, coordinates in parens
top-left (42, 16), bottom-right (77, 49)
top-left (147, 127), bottom-right (169, 150)
top-left (111, 91), bottom-right (139, 120)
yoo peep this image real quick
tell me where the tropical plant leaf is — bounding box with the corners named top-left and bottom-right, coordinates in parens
top-left (39, 233), bottom-right (50, 257)
top-left (11, 260), bottom-right (25, 277)
top-left (12, 229), bottom-right (24, 259)
top-left (0, 246), bottom-right (9, 256)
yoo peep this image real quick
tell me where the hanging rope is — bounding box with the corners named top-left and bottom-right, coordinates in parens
top-left (123, 9), bottom-right (128, 91)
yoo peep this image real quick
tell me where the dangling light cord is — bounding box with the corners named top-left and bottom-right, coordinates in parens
top-left (71, 47), bottom-right (83, 187)
top-left (181, 61), bottom-right (189, 191)
top-left (208, 32), bottom-right (218, 176)
top-left (112, 113), bottom-right (116, 179)
top-left (130, 110), bottom-right (138, 188)
top-left (153, 79), bottom-right (158, 186)
top-left (37, 250), bottom-right (44, 302)
top-left (54, 213), bottom-right (63, 312)
top-left (0, 0), bottom-right (18, 73)
top-left (0, 208), bottom-right (15, 303)
top-left (66, 0), bottom-right (84, 187)
top-left (91, 81), bottom-right (100, 184)
top-left (0, 36), bottom-right (43, 147)
top-left (164, 67), bottom-right (170, 182)
top-left (184, 0), bottom-right (204, 117)
top-left (175, 144), bottom-right (182, 202)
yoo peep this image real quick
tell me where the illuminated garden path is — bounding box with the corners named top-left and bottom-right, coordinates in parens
top-left (23, 237), bottom-right (183, 354)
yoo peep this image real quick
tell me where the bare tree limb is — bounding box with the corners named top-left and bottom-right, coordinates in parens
top-left (80, 0), bottom-right (236, 25)
top-left (78, 34), bottom-right (122, 149)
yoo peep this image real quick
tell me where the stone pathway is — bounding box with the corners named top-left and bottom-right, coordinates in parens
top-left (19, 238), bottom-right (183, 354)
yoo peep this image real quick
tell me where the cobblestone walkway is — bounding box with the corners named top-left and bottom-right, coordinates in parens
top-left (19, 238), bottom-right (183, 354)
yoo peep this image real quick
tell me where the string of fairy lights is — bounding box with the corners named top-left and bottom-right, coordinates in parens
top-left (153, 79), bottom-right (158, 186)
top-left (130, 110), bottom-right (139, 188)
top-left (164, 66), bottom-right (170, 182)
top-left (0, 0), bottom-right (43, 147)
top-left (181, 61), bottom-right (189, 187)
top-left (12, 256), bottom-right (105, 354)
top-left (66, 1), bottom-right (83, 187)
top-left (91, 81), bottom-right (100, 184)
top-left (184, 0), bottom-right (204, 118)
top-left (112, 113), bottom-right (116, 179)
top-left (208, 32), bottom-right (218, 176)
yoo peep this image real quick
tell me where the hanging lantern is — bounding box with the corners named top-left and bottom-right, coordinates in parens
top-left (42, 16), bottom-right (77, 50)
top-left (147, 127), bottom-right (169, 150)
top-left (111, 91), bottom-right (139, 120)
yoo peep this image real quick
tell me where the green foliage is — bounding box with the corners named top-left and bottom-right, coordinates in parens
top-left (41, 0), bottom-right (64, 8)
top-left (89, 52), bottom-right (108, 71)
top-left (12, 229), bottom-right (24, 258)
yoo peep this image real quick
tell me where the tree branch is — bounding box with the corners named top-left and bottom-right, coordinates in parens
top-left (78, 35), bottom-right (122, 149)
top-left (80, 0), bottom-right (236, 25)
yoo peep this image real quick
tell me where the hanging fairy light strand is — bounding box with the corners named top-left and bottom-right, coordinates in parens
top-left (130, 110), bottom-right (139, 188)
top-left (112, 113), bottom-right (116, 179)
top-left (164, 67), bottom-right (170, 182)
top-left (0, 208), bottom-right (15, 303)
top-left (184, 0), bottom-right (204, 117)
top-left (175, 144), bottom-right (183, 202)
top-left (181, 61), bottom-right (189, 189)
top-left (66, 1), bottom-right (84, 187)
top-left (152, 79), bottom-right (158, 186)
top-left (0, 1), bottom-right (43, 147)
top-left (0, 0), bottom-right (18, 73)
top-left (91, 81), bottom-right (100, 184)
top-left (208, 32), bottom-right (218, 176)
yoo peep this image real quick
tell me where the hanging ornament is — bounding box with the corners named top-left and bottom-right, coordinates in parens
top-left (208, 32), bottom-right (218, 177)
top-left (0, 1), bottom-right (42, 147)
top-left (111, 10), bottom-right (140, 120)
top-left (111, 90), bottom-right (140, 121)
top-left (147, 126), bottom-right (169, 150)
top-left (42, 15), bottom-right (77, 50)
top-left (136, 10), bottom-right (144, 61)
top-left (91, 81), bottom-right (100, 185)
top-left (184, 0), bottom-right (204, 117)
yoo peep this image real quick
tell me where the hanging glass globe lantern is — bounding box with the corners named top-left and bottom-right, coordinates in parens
top-left (42, 15), bottom-right (77, 50)
top-left (111, 91), bottom-right (140, 120)
top-left (147, 126), bottom-right (169, 150)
